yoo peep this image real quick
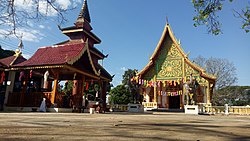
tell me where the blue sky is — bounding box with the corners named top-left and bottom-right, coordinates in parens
top-left (1, 0), bottom-right (249, 86)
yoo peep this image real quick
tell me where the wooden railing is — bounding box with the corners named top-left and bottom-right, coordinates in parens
top-left (6, 92), bottom-right (21, 107)
top-left (198, 103), bottom-right (250, 115)
top-left (142, 102), bottom-right (158, 109)
top-left (229, 106), bottom-right (250, 115)
top-left (6, 92), bottom-right (58, 107)
top-left (109, 104), bottom-right (128, 112)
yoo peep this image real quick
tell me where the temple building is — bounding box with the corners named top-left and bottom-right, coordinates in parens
top-left (138, 22), bottom-right (216, 109)
top-left (3, 0), bottom-right (112, 112)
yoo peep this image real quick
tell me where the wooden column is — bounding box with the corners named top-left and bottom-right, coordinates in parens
top-left (206, 81), bottom-right (210, 103)
top-left (81, 76), bottom-right (85, 107)
top-left (159, 83), bottom-right (162, 107)
top-left (72, 80), bottom-right (78, 95)
top-left (4, 71), bottom-right (15, 105)
top-left (81, 76), bottom-right (85, 96)
top-left (51, 72), bottom-right (59, 104)
top-left (166, 95), bottom-right (169, 108)
top-left (180, 93), bottom-right (183, 109)
top-left (19, 72), bottom-right (28, 106)
top-left (101, 81), bottom-right (107, 112)
top-left (153, 75), bottom-right (157, 103)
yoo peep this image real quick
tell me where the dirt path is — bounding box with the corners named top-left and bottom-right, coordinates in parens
top-left (0, 112), bottom-right (249, 141)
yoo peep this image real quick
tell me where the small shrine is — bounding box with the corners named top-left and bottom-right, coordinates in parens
top-left (3, 0), bottom-right (112, 112)
top-left (137, 21), bottom-right (216, 109)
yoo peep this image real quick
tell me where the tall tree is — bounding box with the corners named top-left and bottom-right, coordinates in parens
top-left (62, 80), bottom-right (73, 96)
top-left (122, 69), bottom-right (141, 103)
top-left (109, 69), bottom-right (141, 105)
top-left (122, 69), bottom-right (137, 85)
top-left (192, 0), bottom-right (250, 35)
top-left (109, 85), bottom-right (132, 104)
top-left (193, 56), bottom-right (238, 89)
top-left (0, 0), bottom-right (79, 37)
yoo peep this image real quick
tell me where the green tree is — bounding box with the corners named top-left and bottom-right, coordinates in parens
top-left (122, 69), bottom-right (137, 85)
top-left (109, 84), bottom-right (132, 104)
top-left (109, 69), bottom-right (142, 104)
top-left (62, 80), bottom-right (73, 96)
top-left (214, 86), bottom-right (250, 106)
top-left (192, 0), bottom-right (250, 35)
top-left (122, 69), bottom-right (141, 103)
top-left (0, 46), bottom-right (15, 59)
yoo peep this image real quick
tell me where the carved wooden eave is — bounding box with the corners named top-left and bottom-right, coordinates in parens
top-left (0, 62), bottom-right (5, 70)
top-left (61, 28), bottom-right (101, 44)
top-left (63, 65), bottom-right (100, 80)
top-left (85, 39), bottom-right (101, 77)
top-left (66, 40), bottom-right (88, 65)
top-left (138, 22), bottom-right (216, 81)
top-left (96, 63), bottom-right (112, 82)
top-left (10, 65), bottom-right (64, 71)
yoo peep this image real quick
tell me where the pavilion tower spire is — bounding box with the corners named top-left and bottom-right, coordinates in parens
top-left (76, 0), bottom-right (91, 23)
top-left (75, 0), bottom-right (92, 31)
top-left (61, 0), bottom-right (101, 45)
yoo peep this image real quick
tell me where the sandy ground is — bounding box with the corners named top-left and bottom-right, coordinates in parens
top-left (0, 112), bottom-right (249, 141)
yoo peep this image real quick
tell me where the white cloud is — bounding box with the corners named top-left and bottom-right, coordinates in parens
top-left (22, 53), bottom-right (32, 59)
top-left (14, 0), bottom-right (34, 10)
top-left (0, 28), bottom-right (44, 42)
top-left (112, 76), bottom-right (122, 87)
top-left (0, 29), bottom-right (9, 37)
top-left (121, 67), bottom-right (126, 71)
top-left (14, 0), bottom-right (82, 17)
top-left (56, 0), bottom-right (71, 10)
top-left (16, 29), bottom-right (44, 42)
top-left (39, 25), bottom-right (45, 29)
top-left (38, 1), bottom-right (58, 16)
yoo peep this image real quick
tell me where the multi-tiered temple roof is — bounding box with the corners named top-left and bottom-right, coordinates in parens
top-left (12, 0), bottom-right (112, 81)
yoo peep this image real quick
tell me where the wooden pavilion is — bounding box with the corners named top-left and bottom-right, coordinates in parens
top-left (137, 22), bottom-right (216, 109)
top-left (5, 0), bottom-right (112, 112)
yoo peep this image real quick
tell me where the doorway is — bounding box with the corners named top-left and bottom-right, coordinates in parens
top-left (168, 95), bottom-right (180, 109)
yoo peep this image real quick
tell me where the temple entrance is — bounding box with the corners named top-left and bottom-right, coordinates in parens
top-left (168, 95), bottom-right (180, 109)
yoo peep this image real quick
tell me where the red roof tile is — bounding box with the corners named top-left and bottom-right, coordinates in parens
top-left (0, 62), bottom-right (4, 68)
top-left (15, 42), bottom-right (86, 67)
top-left (0, 55), bottom-right (26, 67)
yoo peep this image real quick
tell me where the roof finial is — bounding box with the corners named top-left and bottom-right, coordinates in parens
top-left (17, 33), bottom-right (24, 51)
top-left (18, 39), bottom-right (23, 50)
top-left (77, 0), bottom-right (91, 23)
top-left (166, 16), bottom-right (169, 25)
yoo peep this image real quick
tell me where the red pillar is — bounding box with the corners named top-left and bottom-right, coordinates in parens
top-left (19, 72), bottom-right (28, 106)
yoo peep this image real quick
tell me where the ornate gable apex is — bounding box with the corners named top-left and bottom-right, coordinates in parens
top-left (138, 21), bottom-right (216, 80)
top-left (150, 22), bottom-right (186, 61)
top-left (139, 21), bottom-right (185, 76)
